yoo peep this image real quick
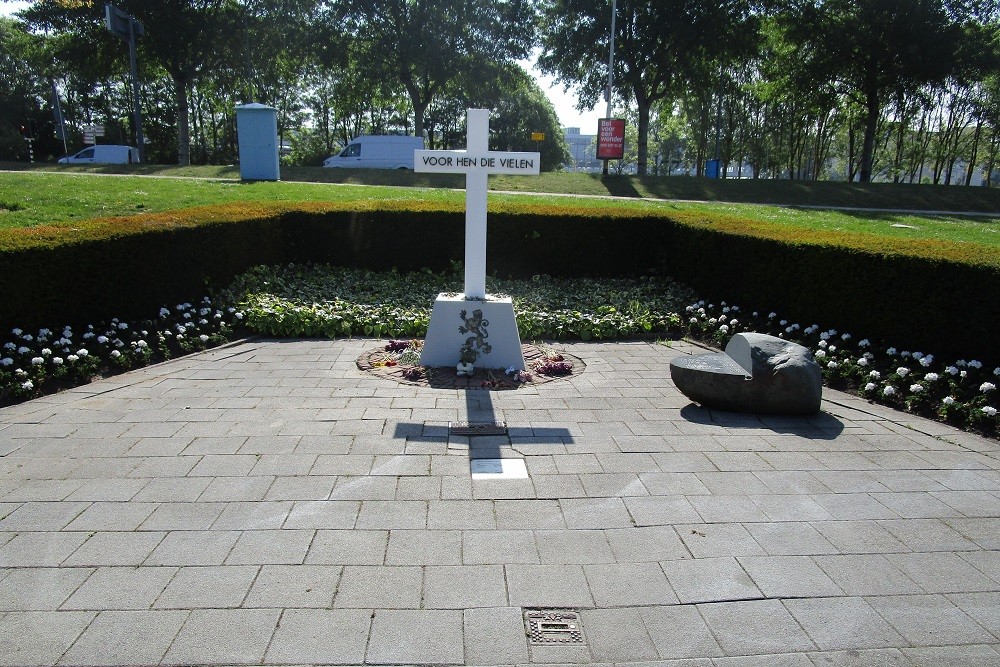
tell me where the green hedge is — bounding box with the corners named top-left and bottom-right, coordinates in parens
top-left (1, 200), bottom-right (997, 365)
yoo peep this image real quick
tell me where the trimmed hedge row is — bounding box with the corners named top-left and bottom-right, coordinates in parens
top-left (1, 200), bottom-right (997, 365)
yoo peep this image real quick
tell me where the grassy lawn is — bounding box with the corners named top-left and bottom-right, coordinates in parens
top-left (2, 164), bottom-right (999, 251)
top-left (8, 160), bottom-right (1000, 209)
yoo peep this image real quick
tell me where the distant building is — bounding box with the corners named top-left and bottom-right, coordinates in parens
top-left (563, 127), bottom-right (600, 172)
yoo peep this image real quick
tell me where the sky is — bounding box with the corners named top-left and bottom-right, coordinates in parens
top-left (1, 1), bottom-right (602, 133)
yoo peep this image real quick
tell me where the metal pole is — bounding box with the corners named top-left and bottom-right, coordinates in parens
top-left (713, 64), bottom-right (722, 178)
top-left (50, 79), bottom-right (68, 156)
top-left (603, 0), bottom-right (617, 176)
top-left (128, 18), bottom-right (145, 162)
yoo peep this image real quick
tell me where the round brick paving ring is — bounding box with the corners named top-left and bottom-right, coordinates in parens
top-left (357, 341), bottom-right (585, 390)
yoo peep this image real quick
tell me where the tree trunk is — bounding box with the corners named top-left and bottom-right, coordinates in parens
top-left (966, 120), bottom-right (982, 186)
top-left (636, 99), bottom-right (650, 176)
top-left (859, 91), bottom-right (880, 183)
top-left (175, 77), bottom-right (191, 166)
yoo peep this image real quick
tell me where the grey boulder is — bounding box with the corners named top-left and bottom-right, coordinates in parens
top-left (670, 333), bottom-right (823, 415)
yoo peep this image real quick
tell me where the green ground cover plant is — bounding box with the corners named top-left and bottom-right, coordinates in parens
top-left (219, 263), bottom-right (694, 341)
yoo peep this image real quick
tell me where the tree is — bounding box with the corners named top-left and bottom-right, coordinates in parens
top-left (327, 0), bottom-right (535, 139)
top-left (774, 0), bottom-right (976, 182)
top-left (538, 0), bottom-right (759, 176)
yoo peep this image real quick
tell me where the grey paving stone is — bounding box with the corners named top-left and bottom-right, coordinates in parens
top-left (677, 523), bottom-right (767, 558)
top-left (58, 609), bottom-right (188, 666)
top-left (0, 501), bottom-right (91, 531)
top-left (427, 499), bottom-right (497, 529)
top-left (661, 557), bottom-right (763, 604)
top-left (536, 528), bottom-right (615, 564)
top-left (366, 609), bottom-right (464, 665)
top-left (784, 597), bottom-right (905, 650)
top-left (505, 564), bottom-right (594, 608)
top-left (867, 594), bottom-right (996, 646)
top-left (578, 472), bottom-right (649, 497)
top-left (61, 566), bottom-right (176, 610)
top-left (464, 606), bottom-right (530, 665)
top-left (946, 591), bottom-right (1000, 638)
top-left (462, 529), bottom-right (540, 564)
top-left (494, 499), bottom-right (566, 529)
top-left (623, 495), bottom-right (702, 526)
top-left (355, 499), bottom-right (427, 529)
top-left (62, 531), bottom-right (164, 567)
top-left (305, 529), bottom-right (388, 565)
top-left (243, 564), bottom-right (340, 608)
top-left (424, 564), bottom-right (507, 608)
top-left (65, 501), bottom-right (157, 531)
top-left (744, 522), bottom-right (837, 556)
top-left (0, 567), bottom-right (93, 611)
top-left (813, 520), bottom-right (909, 554)
top-left (715, 652), bottom-right (816, 666)
top-left (878, 517), bottom-right (981, 552)
top-left (197, 475), bottom-right (274, 501)
top-left (64, 478), bottom-right (147, 502)
top-left (900, 644), bottom-right (1000, 667)
top-left (334, 565), bottom-right (422, 608)
top-left (139, 502), bottom-right (225, 530)
top-left (264, 475), bottom-right (338, 500)
top-left (638, 604), bottom-right (724, 660)
top-left (265, 608), bottom-right (370, 664)
top-left (396, 475), bottom-right (442, 500)
top-left (581, 607), bottom-right (659, 662)
top-left (886, 552), bottom-right (998, 593)
top-left (749, 495), bottom-right (836, 522)
top-left (225, 529), bottom-right (314, 565)
top-left (584, 562), bottom-right (678, 606)
top-left (145, 530), bottom-right (241, 566)
top-left (0, 610), bottom-right (95, 667)
top-left (813, 554), bottom-right (925, 596)
top-left (739, 555), bottom-right (843, 598)
top-left (331, 475), bottom-right (399, 500)
top-left (212, 500), bottom-right (294, 530)
top-left (162, 608), bottom-right (279, 665)
top-left (133, 477), bottom-right (210, 502)
top-left (698, 599), bottom-right (816, 656)
top-left (638, 472), bottom-right (712, 496)
top-left (560, 497), bottom-right (634, 529)
top-left (154, 565), bottom-right (258, 609)
top-left (385, 528), bottom-right (462, 565)
top-left (605, 525), bottom-right (690, 562)
top-left (282, 499), bottom-right (359, 529)
top-left (807, 648), bottom-right (913, 667)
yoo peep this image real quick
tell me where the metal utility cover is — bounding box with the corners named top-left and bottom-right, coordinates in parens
top-left (524, 609), bottom-right (585, 645)
top-left (449, 421), bottom-right (508, 436)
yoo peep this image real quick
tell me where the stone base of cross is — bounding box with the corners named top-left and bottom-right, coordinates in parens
top-left (415, 109), bottom-right (540, 370)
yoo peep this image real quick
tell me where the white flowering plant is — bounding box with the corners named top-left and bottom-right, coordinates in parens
top-left (682, 300), bottom-right (997, 436)
top-left (0, 297), bottom-right (241, 406)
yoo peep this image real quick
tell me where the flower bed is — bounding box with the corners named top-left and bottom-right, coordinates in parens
top-left (3, 263), bottom-right (996, 438)
top-left (0, 298), bottom-right (242, 406)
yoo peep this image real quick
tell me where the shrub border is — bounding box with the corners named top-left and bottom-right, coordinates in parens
top-left (1, 200), bottom-right (997, 366)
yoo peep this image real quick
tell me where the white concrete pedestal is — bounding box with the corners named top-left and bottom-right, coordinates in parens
top-left (420, 293), bottom-right (525, 370)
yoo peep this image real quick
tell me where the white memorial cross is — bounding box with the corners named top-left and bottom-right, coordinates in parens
top-left (414, 108), bottom-right (540, 299)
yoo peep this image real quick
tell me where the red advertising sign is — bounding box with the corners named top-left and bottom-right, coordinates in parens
top-left (596, 118), bottom-right (626, 160)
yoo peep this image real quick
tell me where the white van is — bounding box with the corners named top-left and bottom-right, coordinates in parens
top-left (58, 145), bottom-right (139, 164)
top-left (323, 135), bottom-right (424, 170)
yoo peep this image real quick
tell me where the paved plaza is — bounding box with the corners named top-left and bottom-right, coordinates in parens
top-left (0, 338), bottom-right (998, 666)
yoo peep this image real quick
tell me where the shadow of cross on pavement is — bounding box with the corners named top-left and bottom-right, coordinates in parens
top-left (392, 388), bottom-right (573, 476)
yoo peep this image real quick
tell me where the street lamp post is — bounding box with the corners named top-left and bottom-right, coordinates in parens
top-left (602, 0), bottom-right (617, 176)
top-left (105, 3), bottom-right (145, 162)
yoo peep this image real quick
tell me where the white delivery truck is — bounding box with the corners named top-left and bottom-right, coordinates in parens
top-left (322, 135), bottom-right (424, 170)
top-left (58, 145), bottom-right (140, 164)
